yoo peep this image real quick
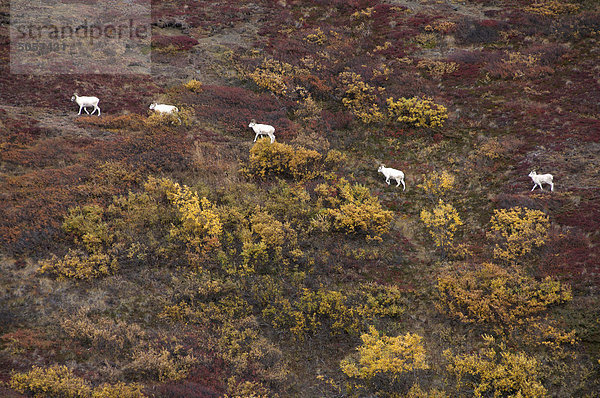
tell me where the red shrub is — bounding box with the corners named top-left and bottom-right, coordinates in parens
top-left (0, 70), bottom-right (161, 114)
top-left (539, 228), bottom-right (598, 292)
top-left (0, 165), bottom-right (91, 255)
top-left (189, 85), bottom-right (298, 140)
top-left (556, 190), bottom-right (600, 233)
top-left (321, 110), bottom-right (353, 131)
top-left (152, 35), bottom-right (199, 51)
top-left (455, 17), bottom-right (503, 45)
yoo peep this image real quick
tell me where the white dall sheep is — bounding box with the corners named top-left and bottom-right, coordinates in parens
top-left (249, 119), bottom-right (275, 144)
top-left (71, 93), bottom-right (101, 116)
top-left (149, 103), bottom-right (179, 114)
top-left (378, 165), bottom-right (405, 190)
top-left (528, 171), bottom-right (554, 191)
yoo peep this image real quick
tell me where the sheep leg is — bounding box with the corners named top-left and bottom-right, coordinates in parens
top-left (84, 107), bottom-right (91, 115)
top-left (385, 177), bottom-right (390, 185)
top-left (401, 179), bottom-right (406, 191)
top-left (254, 132), bottom-right (259, 142)
top-left (78, 105), bottom-right (83, 115)
top-left (531, 184), bottom-right (537, 191)
top-left (550, 182), bottom-right (554, 192)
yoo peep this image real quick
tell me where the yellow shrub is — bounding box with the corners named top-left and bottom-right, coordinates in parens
top-left (247, 58), bottom-right (307, 96)
top-left (218, 318), bottom-right (287, 384)
top-left (242, 139), bottom-right (323, 180)
top-left (10, 365), bottom-right (93, 398)
top-left (445, 341), bottom-right (547, 397)
top-left (107, 190), bottom-right (174, 254)
top-left (10, 365), bottom-right (149, 398)
top-left (387, 97), bottom-right (448, 128)
top-left (417, 60), bottom-right (458, 79)
top-left (415, 32), bottom-right (437, 48)
top-left (293, 288), bottom-right (360, 337)
top-left (304, 27), bottom-right (326, 45)
top-left (419, 170), bottom-right (456, 199)
top-left (420, 199), bottom-right (462, 253)
top-left (38, 249), bottom-right (118, 280)
top-left (318, 178), bottom-right (394, 240)
top-left (294, 92), bottom-right (323, 123)
top-left (239, 210), bottom-right (300, 273)
top-left (41, 176), bottom-right (180, 280)
top-left (183, 78), bottom-right (203, 92)
top-left (62, 205), bottom-right (112, 253)
top-left (341, 326), bottom-right (428, 379)
top-left (498, 51), bottom-right (542, 79)
top-left (431, 20), bottom-right (457, 34)
top-left (324, 149), bottom-right (348, 169)
top-left (226, 378), bottom-right (271, 398)
top-left (124, 345), bottom-right (196, 382)
top-left (437, 263), bottom-right (572, 334)
top-left (489, 207), bottom-right (550, 263)
top-left (351, 7), bottom-right (374, 19)
top-left (255, 279), bottom-right (365, 339)
top-left (525, 0), bottom-right (579, 16)
top-left (92, 382), bottom-right (147, 398)
top-left (163, 181), bottom-right (221, 266)
top-left (339, 71), bottom-right (385, 124)
top-left (145, 107), bottom-right (193, 127)
top-left (354, 282), bottom-right (406, 320)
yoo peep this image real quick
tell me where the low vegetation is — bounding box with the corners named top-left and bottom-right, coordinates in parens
top-left (1, 0), bottom-right (599, 397)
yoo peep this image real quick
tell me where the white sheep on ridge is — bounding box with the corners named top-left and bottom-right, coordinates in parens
top-left (249, 119), bottom-right (275, 143)
top-left (528, 171), bottom-right (554, 191)
top-left (378, 164), bottom-right (405, 190)
top-left (71, 93), bottom-right (101, 116)
top-left (149, 103), bottom-right (179, 114)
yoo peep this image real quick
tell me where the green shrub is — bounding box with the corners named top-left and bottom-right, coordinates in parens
top-left (62, 205), bottom-right (113, 253)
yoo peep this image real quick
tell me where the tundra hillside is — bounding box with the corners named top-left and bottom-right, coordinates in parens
top-left (1, 0), bottom-right (599, 397)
